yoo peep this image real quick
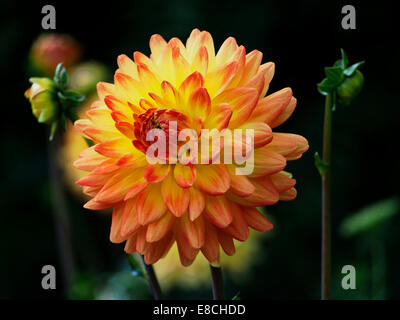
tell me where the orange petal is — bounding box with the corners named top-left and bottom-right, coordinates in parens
top-left (204, 195), bottom-right (233, 228)
top-left (249, 147), bottom-right (287, 178)
top-left (239, 50), bottom-right (263, 85)
top-left (202, 103), bottom-right (232, 131)
top-left (214, 87), bottom-right (258, 128)
top-left (91, 159), bottom-right (119, 175)
top-left (114, 72), bottom-right (146, 105)
top-left (97, 82), bottom-right (118, 101)
top-left (124, 234), bottom-right (138, 254)
top-left (215, 37), bottom-right (238, 65)
top-left (124, 170), bottom-right (148, 200)
top-left (191, 46), bottom-right (209, 77)
top-left (144, 164), bottom-right (170, 183)
top-left (76, 172), bottom-right (111, 188)
top-left (205, 61), bottom-right (238, 98)
top-left (144, 232), bottom-right (174, 264)
top-left (94, 169), bottom-right (140, 204)
top-left (242, 207), bottom-right (273, 231)
top-left (238, 122), bottom-right (272, 148)
top-left (284, 134), bottom-right (309, 160)
top-left (135, 227), bottom-right (149, 254)
top-left (188, 187), bottom-right (205, 221)
top-left (137, 63), bottom-right (162, 95)
top-left (179, 71), bottom-right (204, 101)
top-left (227, 177), bottom-right (279, 206)
top-left (269, 96), bottom-right (297, 128)
top-left (94, 137), bottom-right (134, 158)
top-left (136, 184), bottom-right (167, 225)
top-left (259, 62), bottom-right (275, 97)
top-left (180, 213), bottom-right (205, 249)
top-left (149, 34), bottom-right (168, 62)
top-left (188, 87), bottom-right (211, 120)
top-left (227, 166), bottom-right (256, 197)
top-left (117, 54), bottom-right (139, 80)
top-left (280, 187), bottom-right (297, 201)
top-left (201, 221), bottom-right (220, 263)
top-left (222, 203), bottom-right (249, 241)
top-left (174, 163), bottom-right (196, 188)
top-left (194, 164), bottom-right (230, 196)
top-left (110, 204), bottom-right (125, 243)
top-left (175, 224), bottom-right (199, 266)
top-left (146, 212), bottom-right (176, 242)
top-left (265, 132), bottom-right (298, 156)
top-left (83, 198), bottom-right (114, 210)
top-left (270, 171), bottom-right (296, 192)
top-left (161, 173), bottom-right (190, 217)
top-left (249, 88), bottom-right (292, 124)
top-left (120, 198), bottom-right (140, 237)
top-left (74, 146), bottom-right (106, 172)
top-left (218, 231), bottom-right (235, 256)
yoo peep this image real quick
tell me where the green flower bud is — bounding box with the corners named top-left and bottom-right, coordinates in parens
top-left (25, 77), bottom-right (59, 124)
top-left (336, 70), bottom-right (364, 106)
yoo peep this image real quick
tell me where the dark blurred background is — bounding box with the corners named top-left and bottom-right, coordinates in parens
top-left (1, 0), bottom-right (399, 299)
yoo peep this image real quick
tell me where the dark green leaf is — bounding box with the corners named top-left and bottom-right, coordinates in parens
top-left (324, 66), bottom-right (343, 84)
top-left (314, 152), bottom-right (329, 176)
top-left (340, 198), bottom-right (399, 237)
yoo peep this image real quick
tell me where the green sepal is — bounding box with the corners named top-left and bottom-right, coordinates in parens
top-left (63, 90), bottom-right (85, 102)
top-left (126, 254), bottom-right (145, 278)
top-left (344, 61), bottom-right (365, 76)
top-left (340, 48), bottom-right (349, 69)
top-left (324, 66), bottom-right (343, 85)
top-left (49, 121), bottom-right (58, 141)
top-left (232, 291), bottom-right (241, 300)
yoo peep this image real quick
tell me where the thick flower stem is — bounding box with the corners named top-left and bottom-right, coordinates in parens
top-left (321, 92), bottom-right (333, 300)
top-left (142, 256), bottom-right (163, 300)
top-left (48, 129), bottom-right (76, 290)
top-left (210, 265), bottom-right (224, 300)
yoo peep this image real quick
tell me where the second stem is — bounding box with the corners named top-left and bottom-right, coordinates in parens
top-left (321, 92), bottom-right (333, 300)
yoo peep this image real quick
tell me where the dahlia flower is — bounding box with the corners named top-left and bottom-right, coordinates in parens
top-left (74, 29), bottom-right (308, 266)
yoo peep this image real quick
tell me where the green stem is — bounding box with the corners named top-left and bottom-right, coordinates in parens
top-left (210, 265), bottom-right (224, 300)
top-left (321, 92), bottom-right (333, 300)
top-left (48, 129), bottom-right (76, 290)
top-left (141, 255), bottom-right (163, 300)
top-left (371, 228), bottom-right (386, 299)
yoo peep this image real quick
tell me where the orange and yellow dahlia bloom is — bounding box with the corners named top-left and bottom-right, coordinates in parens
top-left (74, 29), bottom-right (308, 266)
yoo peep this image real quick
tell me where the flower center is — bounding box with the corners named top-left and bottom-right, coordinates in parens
top-left (132, 108), bottom-right (189, 159)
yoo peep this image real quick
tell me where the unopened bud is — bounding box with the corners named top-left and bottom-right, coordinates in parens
top-left (336, 70), bottom-right (364, 106)
top-left (25, 78), bottom-right (58, 124)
